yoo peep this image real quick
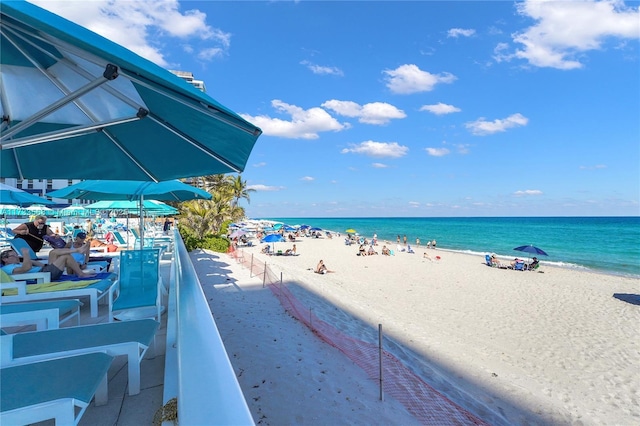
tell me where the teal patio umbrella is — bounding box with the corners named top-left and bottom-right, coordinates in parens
top-left (0, 0), bottom-right (262, 182)
top-left (57, 204), bottom-right (91, 217)
top-left (86, 200), bottom-right (178, 215)
top-left (0, 183), bottom-right (54, 206)
top-left (50, 180), bottom-right (209, 246)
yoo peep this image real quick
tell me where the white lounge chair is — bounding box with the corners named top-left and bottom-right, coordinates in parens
top-left (0, 299), bottom-right (81, 331)
top-left (0, 352), bottom-right (114, 425)
top-left (0, 319), bottom-right (159, 395)
top-left (1, 271), bottom-right (117, 318)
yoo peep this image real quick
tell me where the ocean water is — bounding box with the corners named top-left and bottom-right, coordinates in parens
top-left (265, 217), bottom-right (640, 278)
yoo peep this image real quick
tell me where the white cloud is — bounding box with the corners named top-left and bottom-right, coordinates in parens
top-left (197, 47), bottom-right (224, 61)
top-left (372, 163), bottom-right (388, 168)
top-left (247, 184), bottom-right (284, 191)
top-left (383, 64), bottom-right (457, 94)
top-left (580, 164), bottom-right (608, 170)
top-left (300, 60), bottom-right (344, 76)
top-left (240, 100), bottom-right (350, 139)
top-left (448, 28), bottom-right (476, 38)
top-left (514, 189), bottom-right (543, 196)
top-left (501, 0), bottom-right (640, 69)
top-left (409, 201), bottom-right (420, 207)
top-left (322, 100), bottom-right (406, 125)
top-left (300, 176), bottom-right (315, 181)
top-left (341, 141), bottom-right (408, 158)
top-left (31, 0), bottom-right (229, 68)
top-left (465, 113), bottom-right (529, 135)
top-left (253, 162), bottom-right (267, 168)
top-left (425, 147), bottom-right (451, 157)
top-left (420, 103), bottom-right (461, 115)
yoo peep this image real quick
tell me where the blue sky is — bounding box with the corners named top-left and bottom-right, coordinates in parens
top-left (33, 0), bottom-right (640, 218)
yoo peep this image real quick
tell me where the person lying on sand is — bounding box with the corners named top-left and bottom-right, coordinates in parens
top-left (315, 260), bottom-right (334, 274)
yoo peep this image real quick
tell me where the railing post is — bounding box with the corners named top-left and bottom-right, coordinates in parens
top-left (263, 261), bottom-right (267, 288)
top-left (249, 254), bottom-right (254, 278)
top-left (379, 323), bottom-right (384, 401)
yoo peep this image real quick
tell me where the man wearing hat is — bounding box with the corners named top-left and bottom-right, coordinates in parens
top-left (65, 232), bottom-right (91, 268)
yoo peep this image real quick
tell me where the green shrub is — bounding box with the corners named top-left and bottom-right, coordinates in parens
top-left (178, 224), bottom-right (229, 252)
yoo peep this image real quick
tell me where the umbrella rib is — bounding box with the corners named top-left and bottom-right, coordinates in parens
top-left (147, 113), bottom-right (242, 173)
top-left (1, 69), bottom-right (116, 142)
top-left (1, 115), bottom-right (143, 149)
top-left (98, 129), bottom-right (160, 182)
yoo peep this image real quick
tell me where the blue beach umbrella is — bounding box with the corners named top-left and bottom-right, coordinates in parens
top-left (310, 227), bottom-right (322, 231)
top-left (514, 244), bottom-right (548, 263)
top-left (261, 233), bottom-right (285, 252)
top-left (0, 0), bottom-right (262, 181)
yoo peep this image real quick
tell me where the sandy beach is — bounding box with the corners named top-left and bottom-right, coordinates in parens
top-left (192, 234), bottom-right (639, 425)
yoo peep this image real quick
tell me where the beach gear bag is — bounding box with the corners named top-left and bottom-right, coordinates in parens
top-left (44, 235), bottom-right (67, 249)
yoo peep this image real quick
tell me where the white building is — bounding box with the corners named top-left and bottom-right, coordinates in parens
top-left (169, 70), bottom-right (206, 92)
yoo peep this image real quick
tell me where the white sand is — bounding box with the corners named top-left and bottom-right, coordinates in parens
top-left (192, 234), bottom-right (639, 425)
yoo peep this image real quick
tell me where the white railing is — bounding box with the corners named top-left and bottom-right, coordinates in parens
top-left (164, 229), bottom-right (253, 425)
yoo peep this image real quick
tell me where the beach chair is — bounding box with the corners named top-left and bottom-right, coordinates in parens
top-left (111, 249), bottom-right (164, 322)
top-left (0, 319), bottom-right (159, 396)
top-left (9, 237), bottom-right (109, 273)
top-left (0, 299), bottom-right (81, 331)
top-left (1, 271), bottom-right (118, 318)
top-left (0, 352), bottom-right (114, 425)
top-left (513, 261), bottom-right (526, 271)
top-left (9, 237), bottom-right (43, 260)
top-left (485, 254), bottom-right (493, 267)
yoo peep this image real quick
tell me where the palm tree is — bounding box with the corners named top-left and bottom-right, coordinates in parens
top-left (229, 175), bottom-right (254, 207)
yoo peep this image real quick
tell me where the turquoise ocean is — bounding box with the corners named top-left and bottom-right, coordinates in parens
top-left (264, 217), bottom-right (640, 278)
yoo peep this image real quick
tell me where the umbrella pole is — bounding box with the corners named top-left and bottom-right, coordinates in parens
top-left (139, 196), bottom-right (144, 248)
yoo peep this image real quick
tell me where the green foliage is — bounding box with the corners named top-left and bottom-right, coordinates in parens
top-left (178, 224), bottom-right (230, 253)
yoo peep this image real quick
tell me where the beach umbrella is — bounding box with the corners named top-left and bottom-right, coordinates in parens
top-left (0, 183), bottom-right (54, 206)
top-left (50, 180), bottom-right (209, 246)
top-left (299, 225), bottom-right (310, 230)
top-left (0, 204), bottom-right (21, 215)
top-left (85, 200), bottom-right (178, 215)
top-left (0, 1), bottom-right (262, 182)
top-left (513, 244), bottom-right (548, 263)
top-left (283, 225), bottom-right (297, 232)
top-left (261, 233), bottom-right (285, 252)
top-left (229, 230), bottom-right (246, 239)
top-left (345, 229), bottom-right (357, 234)
top-left (20, 204), bottom-right (54, 216)
top-left (57, 204), bottom-right (90, 217)
top-left (310, 227), bottom-right (322, 232)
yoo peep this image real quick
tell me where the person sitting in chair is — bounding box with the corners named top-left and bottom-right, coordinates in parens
top-left (528, 257), bottom-right (539, 270)
top-left (1, 247), bottom-right (96, 280)
top-left (261, 245), bottom-right (271, 254)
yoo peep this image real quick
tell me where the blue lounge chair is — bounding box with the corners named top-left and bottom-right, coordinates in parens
top-left (0, 299), bottom-right (81, 331)
top-left (9, 237), bottom-right (109, 273)
top-left (485, 254), bottom-right (493, 267)
top-left (111, 249), bottom-right (163, 322)
top-left (513, 261), bottom-right (526, 271)
top-left (1, 319), bottom-right (159, 396)
top-left (0, 352), bottom-right (114, 425)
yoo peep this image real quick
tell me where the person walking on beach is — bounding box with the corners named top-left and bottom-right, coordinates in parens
top-left (403, 235), bottom-right (407, 245)
top-left (12, 215), bottom-right (56, 253)
top-left (416, 237), bottom-right (420, 246)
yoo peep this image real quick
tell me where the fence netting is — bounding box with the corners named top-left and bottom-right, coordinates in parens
top-left (228, 248), bottom-right (488, 425)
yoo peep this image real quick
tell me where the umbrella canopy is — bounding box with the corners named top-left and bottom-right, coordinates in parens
top-left (0, 182), bottom-right (54, 206)
top-left (20, 204), bottom-right (54, 216)
top-left (309, 227), bottom-right (322, 231)
top-left (48, 180), bottom-right (210, 202)
top-left (345, 229), bottom-right (357, 234)
top-left (0, 204), bottom-right (21, 215)
top-left (50, 180), bottom-right (207, 246)
top-left (229, 230), bottom-right (247, 239)
top-left (0, 0), bottom-right (262, 181)
top-left (513, 245), bottom-right (549, 257)
top-left (85, 200), bottom-right (178, 215)
top-left (57, 204), bottom-right (90, 217)
top-left (261, 234), bottom-right (285, 243)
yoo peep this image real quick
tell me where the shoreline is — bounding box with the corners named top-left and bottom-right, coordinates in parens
top-left (229, 233), bottom-right (639, 425)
